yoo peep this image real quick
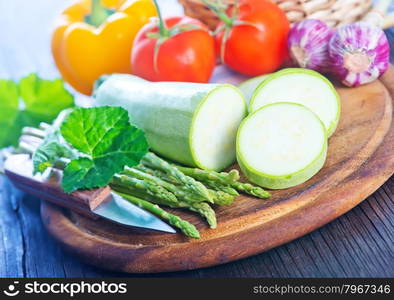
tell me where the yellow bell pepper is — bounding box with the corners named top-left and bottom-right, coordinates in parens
top-left (52, 0), bottom-right (157, 95)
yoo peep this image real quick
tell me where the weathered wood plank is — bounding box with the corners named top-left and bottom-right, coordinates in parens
top-left (0, 177), bottom-right (25, 277)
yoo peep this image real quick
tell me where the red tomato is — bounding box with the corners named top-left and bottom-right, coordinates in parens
top-left (131, 16), bottom-right (216, 82)
top-left (216, 0), bottom-right (290, 76)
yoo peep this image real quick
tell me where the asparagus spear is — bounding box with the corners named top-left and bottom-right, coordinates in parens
top-left (123, 166), bottom-right (202, 203)
top-left (111, 174), bottom-right (178, 205)
top-left (205, 179), bottom-right (270, 199)
top-left (208, 189), bottom-right (235, 206)
top-left (19, 135), bottom-right (43, 149)
top-left (136, 165), bottom-right (177, 184)
top-left (174, 165), bottom-right (240, 185)
top-left (112, 178), bottom-right (217, 228)
top-left (111, 178), bottom-right (216, 227)
top-left (142, 153), bottom-right (213, 203)
top-left (172, 165), bottom-right (270, 199)
top-left (231, 182), bottom-right (271, 199)
top-left (187, 202), bottom-right (217, 228)
top-left (115, 191), bottom-right (200, 239)
top-left (24, 109), bottom-right (71, 140)
top-left (110, 184), bottom-right (172, 207)
top-left (21, 127), bottom-right (46, 139)
top-left (39, 122), bottom-right (51, 131)
top-left (18, 141), bottom-right (39, 155)
top-left (203, 181), bottom-right (239, 196)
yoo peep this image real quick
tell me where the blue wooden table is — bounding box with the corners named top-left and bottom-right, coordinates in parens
top-left (0, 0), bottom-right (393, 278)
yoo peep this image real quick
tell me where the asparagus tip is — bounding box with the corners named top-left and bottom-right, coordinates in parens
top-left (228, 169), bottom-right (240, 182)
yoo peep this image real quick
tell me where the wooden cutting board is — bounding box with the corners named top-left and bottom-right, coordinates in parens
top-left (38, 66), bottom-right (394, 273)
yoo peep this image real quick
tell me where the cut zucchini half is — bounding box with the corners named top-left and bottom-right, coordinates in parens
top-left (238, 74), bottom-right (270, 104)
top-left (237, 102), bottom-right (328, 189)
top-left (94, 74), bottom-right (247, 171)
top-left (190, 85), bottom-right (247, 171)
top-left (249, 68), bottom-right (340, 137)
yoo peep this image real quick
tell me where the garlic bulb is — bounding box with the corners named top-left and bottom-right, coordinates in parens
top-left (329, 22), bottom-right (389, 87)
top-left (288, 19), bottom-right (334, 73)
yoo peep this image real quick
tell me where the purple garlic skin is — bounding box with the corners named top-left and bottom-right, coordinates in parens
top-left (329, 22), bottom-right (389, 87)
top-left (288, 19), bottom-right (334, 73)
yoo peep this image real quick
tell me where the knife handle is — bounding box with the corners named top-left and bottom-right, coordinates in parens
top-left (4, 154), bottom-right (111, 219)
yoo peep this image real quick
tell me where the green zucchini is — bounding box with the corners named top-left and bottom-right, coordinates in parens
top-left (237, 102), bottom-right (327, 189)
top-left (94, 74), bottom-right (247, 171)
top-left (238, 74), bottom-right (270, 104)
top-left (249, 68), bottom-right (341, 137)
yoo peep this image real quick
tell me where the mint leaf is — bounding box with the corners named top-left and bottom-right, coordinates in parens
top-left (32, 131), bottom-right (76, 174)
top-left (32, 109), bottom-right (76, 174)
top-left (62, 158), bottom-right (96, 192)
top-left (0, 73), bottom-right (74, 148)
top-left (60, 106), bottom-right (149, 193)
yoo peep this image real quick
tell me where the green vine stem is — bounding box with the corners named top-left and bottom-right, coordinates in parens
top-left (200, 0), bottom-right (261, 63)
top-left (200, 0), bottom-right (233, 26)
top-left (152, 0), bottom-right (170, 37)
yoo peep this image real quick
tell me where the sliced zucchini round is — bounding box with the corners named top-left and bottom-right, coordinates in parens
top-left (190, 85), bottom-right (247, 171)
top-left (237, 102), bottom-right (328, 189)
top-left (249, 68), bottom-right (340, 137)
top-left (238, 74), bottom-right (270, 104)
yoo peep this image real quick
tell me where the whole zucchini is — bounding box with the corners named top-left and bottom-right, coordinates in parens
top-left (94, 74), bottom-right (246, 171)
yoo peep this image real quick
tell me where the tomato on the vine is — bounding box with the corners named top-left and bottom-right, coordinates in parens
top-left (131, 1), bottom-right (216, 83)
top-left (208, 0), bottom-right (290, 76)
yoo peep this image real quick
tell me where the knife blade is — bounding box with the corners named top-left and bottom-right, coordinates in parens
top-left (93, 192), bottom-right (175, 232)
top-left (4, 154), bottom-right (175, 233)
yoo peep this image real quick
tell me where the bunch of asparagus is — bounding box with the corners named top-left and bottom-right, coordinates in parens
top-left (17, 123), bottom-right (270, 239)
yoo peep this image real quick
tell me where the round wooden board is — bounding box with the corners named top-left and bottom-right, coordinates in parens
top-left (40, 67), bottom-right (394, 273)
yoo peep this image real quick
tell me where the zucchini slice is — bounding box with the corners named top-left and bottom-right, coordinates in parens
top-left (237, 102), bottom-right (328, 189)
top-left (238, 74), bottom-right (270, 104)
top-left (249, 68), bottom-right (340, 137)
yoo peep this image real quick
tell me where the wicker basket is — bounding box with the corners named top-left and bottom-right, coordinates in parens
top-left (178, 0), bottom-right (373, 30)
